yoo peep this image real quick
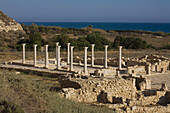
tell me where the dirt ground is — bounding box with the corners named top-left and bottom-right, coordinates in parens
top-left (0, 49), bottom-right (170, 90)
top-left (146, 71), bottom-right (170, 90)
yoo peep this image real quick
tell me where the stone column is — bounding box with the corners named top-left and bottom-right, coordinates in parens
top-left (146, 65), bottom-right (151, 75)
top-left (67, 43), bottom-right (70, 64)
top-left (91, 44), bottom-right (95, 67)
top-left (84, 47), bottom-right (88, 74)
top-left (57, 46), bottom-right (61, 69)
top-left (56, 42), bottom-right (59, 64)
top-left (22, 44), bottom-right (26, 64)
top-left (70, 46), bottom-right (74, 71)
top-left (45, 45), bottom-right (49, 68)
top-left (119, 46), bottom-right (123, 70)
top-left (146, 79), bottom-right (151, 89)
top-left (104, 45), bottom-right (108, 68)
top-left (34, 44), bottom-right (37, 66)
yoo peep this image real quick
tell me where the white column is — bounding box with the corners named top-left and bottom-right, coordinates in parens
top-left (84, 47), bottom-right (88, 74)
top-left (56, 42), bottom-right (59, 64)
top-left (67, 43), bottom-right (70, 64)
top-left (57, 46), bottom-right (61, 69)
top-left (91, 44), bottom-right (95, 67)
top-left (146, 79), bottom-right (151, 89)
top-left (34, 44), bottom-right (37, 66)
top-left (104, 45), bottom-right (108, 68)
top-left (119, 46), bottom-right (123, 70)
top-left (22, 44), bottom-right (26, 64)
top-left (70, 46), bottom-right (74, 71)
top-left (45, 45), bottom-right (49, 68)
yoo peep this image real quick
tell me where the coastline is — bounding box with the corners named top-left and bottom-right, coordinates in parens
top-left (19, 22), bottom-right (170, 33)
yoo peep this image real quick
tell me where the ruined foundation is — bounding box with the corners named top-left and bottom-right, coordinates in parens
top-left (0, 44), bottom-right (170, 113)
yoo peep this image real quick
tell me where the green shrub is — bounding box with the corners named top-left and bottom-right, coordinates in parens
top-left (16, 32), bottom-right (45, 51)
top-left (112, 36), bottom-right (150, 49)
top-left (0, 100), bottom-right (24, 113)
top-left (161, 44), bottom-right (170, 50)
top-left (86, 33), bottom-right (111, 51)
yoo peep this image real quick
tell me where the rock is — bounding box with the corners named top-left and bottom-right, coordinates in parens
top-left (160, 83), bottom-right (168, 91)
top-left (0, 10), bottom-right (23, 32)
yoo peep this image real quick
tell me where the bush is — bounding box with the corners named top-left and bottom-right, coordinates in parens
top-left (77, 37), bottom-right (91, 51)
top-left (16, 32), bottom-right (45, 51)
top-left (161, 44), bottom-right (170, 50)
top-left (112, 36), bottom-right (150, 49)
top-left (86, 33), bottom-right (111, 51)
top-left (0, 100), bottom-right (24, 113)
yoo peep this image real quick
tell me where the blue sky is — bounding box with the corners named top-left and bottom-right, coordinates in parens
top-left (0, 0), bottom-right (170, 22)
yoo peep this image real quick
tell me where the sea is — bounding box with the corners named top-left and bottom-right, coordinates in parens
top-left (20, 22), bottom-right (170, 33)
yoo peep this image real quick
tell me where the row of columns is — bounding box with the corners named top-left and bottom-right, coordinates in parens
top-left (22, 43), bottom-right (123, 72)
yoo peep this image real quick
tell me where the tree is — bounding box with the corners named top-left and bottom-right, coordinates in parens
top-left (86, 33), bottom-right (111, 51)
top-left (17, 32), bottom-right (44, 51)
top-left (77, 37), bottom-right (91, 50)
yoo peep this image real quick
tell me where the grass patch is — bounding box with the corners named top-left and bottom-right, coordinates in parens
top-left (0, 69), bottom-right (114, 113)
top-left (0, 100), bottom-right (24, 113)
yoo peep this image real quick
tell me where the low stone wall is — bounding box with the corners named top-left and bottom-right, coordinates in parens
top-left (60, 77), bottom-right (136, 103)
top-left (126, 105), bottom-right (170, 113)
top-left (128, 91), bottom-right (166, 106)
top-left (0, 64), bottom-right (71, 78)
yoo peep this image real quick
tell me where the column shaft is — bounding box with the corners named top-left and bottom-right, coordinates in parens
top-left (56, 42), bottom-right (59, 64)
top-left (91, 44), bottom-right (95, 67)
top-left (104, 45), bottom-right (108, 68)
top-left (45, 45), bottom-right (49, 68)
top-left (84, 47), bottom-right (88, 74)
top-left (57, 46), bottom-right (61, 69)
top-left (119, 46), bottom-right (122, 69)
top-left (34, 45), bottom-right (37, 66)
top-left (67, 43), bottom-right (70, 64)
top-left (22, 44), bottom-right (26, 64)
top-left (70, 46), bottom-right (74, 71)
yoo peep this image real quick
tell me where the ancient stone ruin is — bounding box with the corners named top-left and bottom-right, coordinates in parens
top-left (0, 42), bottom-right (170, 112)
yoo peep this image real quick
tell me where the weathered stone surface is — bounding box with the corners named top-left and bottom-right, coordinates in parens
top-left (60, 77), bottom-right (136, 103)
top-left (0, 10), bottom-right (23, 32)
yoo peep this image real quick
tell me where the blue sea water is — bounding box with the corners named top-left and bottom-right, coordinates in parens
top-left (20, 22), bottom-right (170, 33)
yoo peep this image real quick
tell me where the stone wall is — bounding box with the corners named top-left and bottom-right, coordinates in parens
top-left (60, 77), bottom-right (136, 103)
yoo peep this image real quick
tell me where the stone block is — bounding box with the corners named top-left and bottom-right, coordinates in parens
top-left (112, 97), bottom-right (123, 104)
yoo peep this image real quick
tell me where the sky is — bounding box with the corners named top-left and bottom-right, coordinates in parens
top-left (0, 0), bottom-right (170, 22)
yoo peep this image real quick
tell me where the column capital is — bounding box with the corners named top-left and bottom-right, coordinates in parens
top-left (45, 45), bottom-right (49, 47)
top-left (91, 44), bottom-right (95, 47)
top-left (56, 42), bottom-right (59, 46)
top-left (84, 47), bottom-right (88, 49)
top-left (104, 45), bottom-right (108, 48)
top-left (34, 44), bottom-right (37, 47)
top-left (22, 43), bottom-right (26, 46)
top-left (70, 46), bottom-right (74, 48)
top-left (119, 46), bottom-right (123, 49)
top-left (67, 43), bottom-right (71, 45)
top-left (58, 45), bottom-right (61, 48)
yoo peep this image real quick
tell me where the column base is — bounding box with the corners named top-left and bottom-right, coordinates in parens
top-left (44, 66), bottom-right (49, 69)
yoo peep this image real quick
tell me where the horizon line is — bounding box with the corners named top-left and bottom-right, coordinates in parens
top-left (18, 21), bottom-right (170, 24)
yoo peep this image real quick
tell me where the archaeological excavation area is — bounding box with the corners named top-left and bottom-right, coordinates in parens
top-left (0, 42), bottom-right (170, 113)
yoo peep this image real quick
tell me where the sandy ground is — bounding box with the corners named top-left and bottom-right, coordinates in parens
top-left (146, 71), bottom-right (170, 90)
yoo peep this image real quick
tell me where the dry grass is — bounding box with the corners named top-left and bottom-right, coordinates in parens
top-left (0, 50), bottom-right (169, 113)
top-left (0, 49), bottom-right (170, 63)
top-left (0, 69), bottom-right (115, 113)
top-left (0, 51), bottom-right (115, 113)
